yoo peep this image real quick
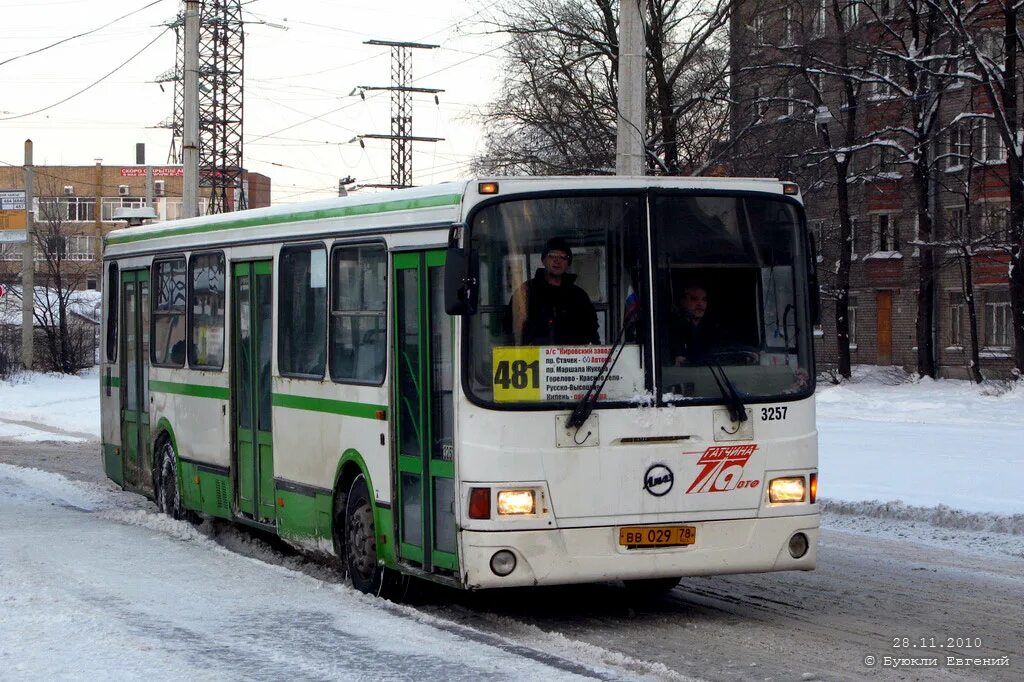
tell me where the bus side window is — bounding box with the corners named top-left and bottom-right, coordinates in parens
top-left (187, 252), bottom-right (226, 370)
top-left (152, 257), bottom-right (187, 367)
top-left (106, 262), bottom-right (118, 362)
top-left (279, 244), bottom-right (328, 378)
top-left (330, 244), bottom-right (387, 385)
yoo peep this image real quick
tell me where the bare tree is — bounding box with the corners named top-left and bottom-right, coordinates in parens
top-left (768, 0), bottom-right (880, 379)
top-left (858, 0), bottom-right (964, 377)
top-left (474, 0), bottom-right (734, 176)
top-left (933, 0), bottom-right (1024, 375)
top-left (10, 184), bottom-right (98, 373)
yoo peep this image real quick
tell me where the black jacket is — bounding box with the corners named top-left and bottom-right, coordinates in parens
top-left (510, 269), bottom-right (600, 346)
top-left (670, 316), bottom-right (724, 362)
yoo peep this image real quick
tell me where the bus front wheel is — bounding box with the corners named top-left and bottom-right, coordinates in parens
top-left (154, 439), bottom-right (188, 521)
top-left (344, 474), bottom-right (408, 600)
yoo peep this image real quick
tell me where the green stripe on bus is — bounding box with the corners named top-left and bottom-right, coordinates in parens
top-left (272, 393), bottom-right (386, 420)
top-left (106, 194), bottom-right (463, 245)
top-left (104, 375), bottom-right (120, 388)
top-left (149, 380), bottom-right (230, 400)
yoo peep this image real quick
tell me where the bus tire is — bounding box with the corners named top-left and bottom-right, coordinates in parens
top-left (154, 438), bottom-right (189, 521)
top-left (344, 474), bottom-right (408, 600)
top-left (623, 576), bottom-right (681, 597)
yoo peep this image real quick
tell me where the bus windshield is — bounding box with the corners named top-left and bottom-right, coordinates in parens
top-left (464, 192), bottom-right (812, 407)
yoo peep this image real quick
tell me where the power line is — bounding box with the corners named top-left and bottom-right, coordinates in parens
top-left (0, 0), bottom-right (166, 70)
top-left (0, 27), bottom-right (170, 122)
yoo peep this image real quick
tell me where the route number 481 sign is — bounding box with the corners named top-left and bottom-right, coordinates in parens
top-left (492, 345), bottom-right (644, 403)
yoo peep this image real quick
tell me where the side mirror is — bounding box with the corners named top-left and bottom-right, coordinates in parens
top-left (808, 232), bottom-right (821, 325)
top-left (445, 246), bottom-right (477, 315)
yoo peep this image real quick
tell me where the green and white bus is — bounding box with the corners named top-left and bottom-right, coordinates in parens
top-left (100, 176), bottom-right (820, 597)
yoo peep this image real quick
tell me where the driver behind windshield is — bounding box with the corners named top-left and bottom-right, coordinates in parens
top-left (508, 237), bottom-right (600, 346)
top-left (671, 282), bottom-right (727, 365)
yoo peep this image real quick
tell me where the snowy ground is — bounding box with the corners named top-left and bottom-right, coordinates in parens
top-left (0, 462), bottom-right (681, 680)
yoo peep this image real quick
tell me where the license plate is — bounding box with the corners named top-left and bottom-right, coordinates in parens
top-left (618, 525), bottom-right (696, 548)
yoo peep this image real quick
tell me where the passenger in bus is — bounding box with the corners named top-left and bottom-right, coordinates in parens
top-left (508, 237), bottom-right (600, 346)
top-left (671, 282), bottom-right (726, 365)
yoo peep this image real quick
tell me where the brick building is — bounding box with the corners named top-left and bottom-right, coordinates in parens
top-left (728, 0), bottom-right (1018, 378)
top-left (0, 160), bottom-right (271, 292)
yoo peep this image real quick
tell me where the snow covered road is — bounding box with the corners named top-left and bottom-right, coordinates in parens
top-left (0, 463), bottom-right (667, 681)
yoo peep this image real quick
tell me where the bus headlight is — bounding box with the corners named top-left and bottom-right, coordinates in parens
top-left (768, 476), bottom-right (806, 503)
top-left (496, 490), bottom-right (535, 515)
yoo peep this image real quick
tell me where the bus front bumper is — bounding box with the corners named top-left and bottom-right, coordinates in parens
top-left (459, 514), bottom-right (819, 589)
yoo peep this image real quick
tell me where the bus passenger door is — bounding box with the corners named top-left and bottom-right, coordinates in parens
top-left (232, 261), bottom-right (276, 523)
top-left (119, 268), bottom-right (150, 491)
top-left (393, 250), bottom-right (457, 573)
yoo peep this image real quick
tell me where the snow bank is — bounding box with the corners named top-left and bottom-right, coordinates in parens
top-left (816, 367), bottom-right (1024, 515)
top-left (0, 368), bottom-right (100, 439)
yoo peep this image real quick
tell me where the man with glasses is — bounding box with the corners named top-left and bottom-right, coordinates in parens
top-left (509, 237), bottom-right (600, 346)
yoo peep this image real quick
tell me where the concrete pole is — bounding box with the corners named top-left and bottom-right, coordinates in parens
top-left (94, 160), bottom-right (103, 268)
top-left (615, 0), bottom-right (646, 176)
top-left (182, 0), bottom-right (200, 218)
top-left (21, 140), bottom-right (34, 369)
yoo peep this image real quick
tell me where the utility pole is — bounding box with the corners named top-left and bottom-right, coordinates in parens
top-left (182, 0), bottom-right (200, 218)
top-left (358, 40), bottom-right (444, 189)
top-left (615, 0), bottom-right (646, 176)
top-left (21, 140), bottom-right (34, 370)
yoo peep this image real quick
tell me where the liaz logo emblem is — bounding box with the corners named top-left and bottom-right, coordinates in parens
top-left (686, 444), bottom-right (760, 494)
top-left (643, 463), bottom-right (674, 497)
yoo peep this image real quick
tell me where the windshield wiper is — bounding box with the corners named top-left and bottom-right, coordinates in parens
top-left (567, 309), bottom-right (639, 431)
top-left (705, 358), bottom-right (748, 424)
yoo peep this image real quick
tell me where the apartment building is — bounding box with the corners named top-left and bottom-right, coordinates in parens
top-left (728, 0), bottom-right (1018, 378)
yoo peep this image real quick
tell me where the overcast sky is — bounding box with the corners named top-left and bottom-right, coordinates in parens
top-left (0, 0), bottom-right (504, 203)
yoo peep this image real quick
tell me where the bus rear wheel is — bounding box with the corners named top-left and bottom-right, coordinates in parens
top-left (344, 474), bottom-right (408, 600)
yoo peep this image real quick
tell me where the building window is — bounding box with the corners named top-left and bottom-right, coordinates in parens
top-left (188, 252), bottom-right (225, 370)
top-left (946, 124), bottom-right (968, 169)
top-left (847, 296), bottom-right (859, 347)
top-left (38, 197), bottom-right (96, 223)
top-left (65, 235), bottom-right (95, 261)
top-left (102, 197), bottom-right (146, 221)
top-left (981, 119), bottom-right (1006, 162)
top-left (868, 56), bottom-right (895, 99)
top-left (330, 244), bottom-right (387, 384)
top-left (984, 289), bottom-right (1011, 348)
top-left (944, 205), bottom-right (965, 241)
top-left (783, 6), bottom-right (794, 45)
top-left (948, 292), bottom-right (964, 347)
top-left (979, 203), bottom-right (1010, 244)
top-left (752, 13), bottom-right (767, 42)
top-left (810, 219), bottom-right (825, 261)
top-left (872, 0), bottom-right (892, 16)
top-left (279, 244), bottom-right (327, 378)
top-left (152, 257), bottom-right (187, 367)
top-left (843, 1), bottom-right (859, 27)
top-left (0, 242), bottom-right (19, 260)
top-left (977, 29), bottom-right (1005, 63)
top-left (873, 214), bottom-right (900, 252)
top-left (813, 0), bottom-right (828, 35)
top-left (878, 145), bottom-right (898, 174)
top-left (751, 83), bottom-right (768, 120)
